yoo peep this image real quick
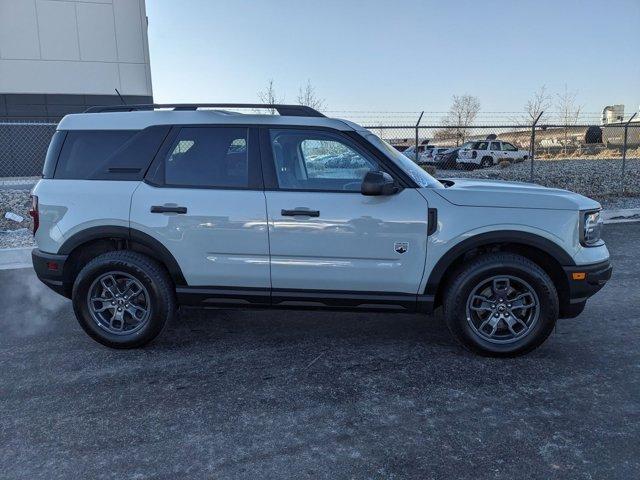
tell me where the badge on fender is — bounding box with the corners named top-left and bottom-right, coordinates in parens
top-left (394, 242), bottom-right (408, 254)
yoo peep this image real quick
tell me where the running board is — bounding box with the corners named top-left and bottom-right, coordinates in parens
top-left (176, 286), bottom-right (434, 313)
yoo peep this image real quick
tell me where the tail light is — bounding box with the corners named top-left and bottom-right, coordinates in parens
top-left (29, 195), bottom-right (39, 235)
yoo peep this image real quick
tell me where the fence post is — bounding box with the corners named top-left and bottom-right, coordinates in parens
top-left (415, 111), bottom-right (424, 161)
top-left (621, 112), bottom-right (637, 194)
top-left (529, 111), bottom-right (543, 182)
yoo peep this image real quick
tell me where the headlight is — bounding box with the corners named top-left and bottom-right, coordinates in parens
top-left (580, 210), bottom-right (603, 246)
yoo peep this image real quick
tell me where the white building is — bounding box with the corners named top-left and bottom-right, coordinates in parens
top-left (0, 0), bottom-right (152, 120)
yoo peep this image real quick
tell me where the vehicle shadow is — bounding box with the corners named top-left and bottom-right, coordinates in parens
top-left (156, 306), bottom-right (459, 352)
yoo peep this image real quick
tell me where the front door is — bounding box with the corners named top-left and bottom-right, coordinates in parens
top-left (130, 126), bottom-right (270, 289)
top-left (501, 141), bottom-right (519, 161)
top-left (261, 128), bottom-right (430, 299)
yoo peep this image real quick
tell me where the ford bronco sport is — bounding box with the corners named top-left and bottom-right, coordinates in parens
top-left (31, 103), bottom-right (612, 356)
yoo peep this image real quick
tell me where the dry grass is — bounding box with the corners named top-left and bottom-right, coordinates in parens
top-left (498, 160), bottom-right (511, 169)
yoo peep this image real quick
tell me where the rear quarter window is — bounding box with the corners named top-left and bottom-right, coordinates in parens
top-left (42, 131), bottom-right (66, 179)
top-left (54, 127), bottom-right (170, 180)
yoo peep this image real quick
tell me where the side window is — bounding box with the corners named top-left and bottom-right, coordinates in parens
top-left (54, 127), bottom-right (170, 180)
top-left (269, 129), bottom-right (380, 191)
top-left (43, 131), bottom-right (66, 178)
top-left (490, 142), bottom-right (501, 151)
top-left (55, 130), bottom-right (136, 179)
top-left (476, 141), bottom-right (489, 150)
top-left (502, 142), bottom-right (518, 151)
top-left (164, 127), bottom-right (249, 188)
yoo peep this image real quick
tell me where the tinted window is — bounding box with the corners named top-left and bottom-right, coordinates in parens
top-left (43, 131), bottom-right (66, 178)
top-left (164, 127), bottom-right (249, 188)
top-left (54, 127), bottom-right (169, 180)
top-left (270, 129), bottom-right (379, 191)
top-left (490, 142), bottom-right (501, 151)
top-left (473, 141), bottom-right (488, 150)
top-left (502, 142), bottom-right (518, 151)
top-left (55, 130), bottom-right (135, 179)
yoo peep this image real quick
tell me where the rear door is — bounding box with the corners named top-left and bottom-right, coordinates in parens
top-left (489, 141), bottom-right (502, 162)
top-left (261, 127), bottom-right (430, 304)
top-left (130, 126), bottom-right (270, 290)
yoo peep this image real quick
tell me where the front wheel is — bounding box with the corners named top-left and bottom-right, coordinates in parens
top-left (72, 250), bottom-right (176, 348)
top-left (443, 253), bottom-right (559, 357)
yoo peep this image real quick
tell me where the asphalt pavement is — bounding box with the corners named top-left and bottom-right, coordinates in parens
top-left (0, 223), bottom-right (638, 479)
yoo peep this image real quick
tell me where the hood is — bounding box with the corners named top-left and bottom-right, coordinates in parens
top-left (433, 178), bottom-right (600, 211)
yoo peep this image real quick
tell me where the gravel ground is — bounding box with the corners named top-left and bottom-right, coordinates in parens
top-left (0, 229), bottom-right (35, 249)
top-left (0, 189), bottom-right (35, 248)
top-left (0, 189), bottom-right (33, 231)
top-left (436, 158), bottom-right (640, 206)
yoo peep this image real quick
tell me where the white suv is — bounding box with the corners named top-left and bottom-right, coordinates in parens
top-left (30, 104), bottom-right (611, 356)
top-left (457, 140), bottom-right (529, 168)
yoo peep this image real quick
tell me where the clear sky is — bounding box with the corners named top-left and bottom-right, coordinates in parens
top-left (146, 0), bottom-right (639, 120)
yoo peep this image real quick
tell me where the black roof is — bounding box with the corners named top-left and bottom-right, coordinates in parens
top-left (84, 103), bottom-right (325, 117)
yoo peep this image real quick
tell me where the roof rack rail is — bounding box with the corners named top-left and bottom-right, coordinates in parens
top-left (83, 103), bottom-right (325, 117)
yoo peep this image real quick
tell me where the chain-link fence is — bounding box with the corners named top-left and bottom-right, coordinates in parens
top-left (365, 122), bottom-right (640, 199)
top-left (0, 117), bottom-right (638, 200)
top-left (0, 120), bottom-right (57, 177)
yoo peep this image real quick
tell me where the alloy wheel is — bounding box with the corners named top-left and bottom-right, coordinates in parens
top-left (87, 271), bottom-right (151, 335)
top-left (465, 275), bottom-right (540, 344)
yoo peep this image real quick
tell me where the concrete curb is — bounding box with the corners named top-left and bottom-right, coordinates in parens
top-left (602, 208), bottom-right (640, 224)
top-left (0, 209), bottom-right (639, 271)
top-left (0, 247), bottom-right (32, 270)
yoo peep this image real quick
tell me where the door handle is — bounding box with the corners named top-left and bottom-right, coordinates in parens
top-left (150, 205), bottom-right (188, 214)
top-left (281, 209), bottom-right (320, 217)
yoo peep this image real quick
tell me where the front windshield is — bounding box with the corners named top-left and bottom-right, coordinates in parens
top-left (362, 132), bottom-right (443, 188)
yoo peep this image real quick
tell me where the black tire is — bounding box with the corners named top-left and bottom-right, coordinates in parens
top-left (72, 250), bottom-right (176, 348)
top-left (443, 253), bottom-right (559, 357)
top-left (480, 156), bottom-right (493, 168)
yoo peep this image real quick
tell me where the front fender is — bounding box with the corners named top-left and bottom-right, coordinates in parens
top-left (420, 223), bottom-right (576, 297)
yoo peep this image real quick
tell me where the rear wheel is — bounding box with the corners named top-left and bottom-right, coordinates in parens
top-left (480, 156), bottom-right (493, 168)
top-left (443, 253), bottom-right (558, 357)
top-left (72, 250), bottom-right (176, 348)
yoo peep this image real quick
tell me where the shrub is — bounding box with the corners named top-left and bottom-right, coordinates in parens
top-left (498, 160), bottom-right (511, 169)
top-left (422, 165), bottom-right (436, 175)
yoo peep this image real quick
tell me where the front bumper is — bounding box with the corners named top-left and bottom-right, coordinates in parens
top-left (32, 248), bottom-right (70, 298)
top-left (563, 260), bottom-right (612, 305)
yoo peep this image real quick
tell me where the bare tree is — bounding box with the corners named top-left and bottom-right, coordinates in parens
top-left (524, 85), bottom-right (552, 124)
top-left (297, 79), bottom-right (326, 111)
top-left (433, 127), bottom-right (458, 143)
top-left (257, 79), bottom-right (284, 114)
top-left (555, 85), bottom-right (582, 152)
top-left (442, 94), bottom-right (481, 146)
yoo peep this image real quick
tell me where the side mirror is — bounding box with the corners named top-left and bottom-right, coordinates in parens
top-left (361, 171), bottom-right (398, 196)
